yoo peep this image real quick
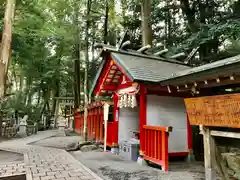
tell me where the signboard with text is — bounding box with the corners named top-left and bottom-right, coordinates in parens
top-left (184, 93), bottom-right (240, 128)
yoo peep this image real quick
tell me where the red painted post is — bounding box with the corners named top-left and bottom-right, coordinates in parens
top-left (99, 108), bottom-right (104, 142)
top-left (89, 110), bottom-right (92, 139)
top-left (187, 115), bottom-right (193, 151)
top-left (87, 110), bottom-right (90, 140)
top-left (89, 110), bottom-right (91, 140)
top-left (162, 131), bottom-right (169, 171)
top-left (113, 93), bottom-right (119, 145)
top-left (80, 113), bottom-right (82, 135)
top-left (139, 84), bottom-right (147, 155)
top-left (96, 107), bottom-right (100, 142)
top-left (94, 109), bottom-right (97, 141)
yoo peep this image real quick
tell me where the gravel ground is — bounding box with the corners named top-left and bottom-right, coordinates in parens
top-left (71, 151), bottom-right (160, 180)
top-left (30, 135), bottom-right (215, 180)
top-left (71, 151), bottom-right (208, 180)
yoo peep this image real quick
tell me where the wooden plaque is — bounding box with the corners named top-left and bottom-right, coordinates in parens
top-left (184, 93), bottom-right (240, 128)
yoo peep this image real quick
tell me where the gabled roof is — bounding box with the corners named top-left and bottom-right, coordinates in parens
top-left (89, 47), bottom-right (191, 96)
top-left (111, 52), bottom-right (190, 82)
top-left (159, 54), bottom-right (240, 85)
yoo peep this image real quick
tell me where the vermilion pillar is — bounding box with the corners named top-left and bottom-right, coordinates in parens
top-left (139, 84), bottom-right (147, 155)
top-left (187, 115), bottom-right (193, 151)
top-left (113, 93), bottom-right (119, 146)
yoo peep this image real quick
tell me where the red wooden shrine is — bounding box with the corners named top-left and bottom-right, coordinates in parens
top-left (75, 46), bottom-right (193, 171)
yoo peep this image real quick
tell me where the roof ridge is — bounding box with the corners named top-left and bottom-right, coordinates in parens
top-left (96, 44), bottom-right (190, 67)
top-left (115, 50), bottom-right (189, 66)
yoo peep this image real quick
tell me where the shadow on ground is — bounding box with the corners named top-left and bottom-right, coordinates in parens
top-left (71, 151), bottom-right (208, 180)
top-left (0, 151), bottom-right (23, 164)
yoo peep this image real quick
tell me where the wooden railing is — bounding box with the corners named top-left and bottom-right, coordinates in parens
top-left (87, 109), bottom-right (103, 141)
top-left (142, 125), bottom-right (172, 171)
top-left (1, 124), bottom-right (18, 138)
top-left (74, 114), bottom-right (81, 134)
top-left (75, 107), bottom-right (112, 145)
top-left (106, 122), bottom-right (114, 147)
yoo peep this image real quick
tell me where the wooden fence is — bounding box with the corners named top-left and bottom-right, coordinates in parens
top-left (26, 124), bottom-right (38, 135)
top-left (1, 125), bottom-right (18, 138)
top-left (74, 105), bottom-right (115, 147)
top-left (142, 125), bottom-right (172, 171)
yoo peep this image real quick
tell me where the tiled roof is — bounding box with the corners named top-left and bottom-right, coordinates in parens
top-left (112, 52), bottom-right (190, 82)
top-left (89, 48), bottom-right (191, 96)
top-left (159, 54), bottom-right (240, 84)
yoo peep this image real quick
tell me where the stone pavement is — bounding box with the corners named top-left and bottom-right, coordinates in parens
top-left (0, 130), bottom-right (103, 180)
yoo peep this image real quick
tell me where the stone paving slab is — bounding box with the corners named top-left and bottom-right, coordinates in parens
top-left (0, 130), bottom-right (103, 180)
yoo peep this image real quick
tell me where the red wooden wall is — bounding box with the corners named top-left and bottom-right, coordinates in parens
top-left (74, 103), bottom-right (114, 147)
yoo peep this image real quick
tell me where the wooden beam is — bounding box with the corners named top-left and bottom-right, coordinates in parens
top-left (102, 84), bottom-right (118, 91)
top-left (201, 126), bottom-right (217, 180)
top-left (210, 130), bottom-right (240, 139)
top-left (200, 126), bottom-right (231, 180)
top-left (94, 59), bottom-right (114, 96)
top-left (172, 75), bottom-right (240, 91)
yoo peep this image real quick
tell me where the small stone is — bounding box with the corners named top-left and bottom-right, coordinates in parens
top-left (66, 142), bottom-right (79, 152)
top-left (234, 171), bottom-right (240, 180)
top-left (222, 153), bottom-right (240, 172)
top-left (226, 168), bottom-right (235, 177)
top-left (80, 144), bottom-right (98, 152)
top-left (229, 147), bottom-right (240, 153)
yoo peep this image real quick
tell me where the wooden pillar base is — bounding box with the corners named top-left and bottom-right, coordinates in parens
top-left (205, 168), bottom-right (217, 180)
top-left (201, 125), bottom-right (216, 180)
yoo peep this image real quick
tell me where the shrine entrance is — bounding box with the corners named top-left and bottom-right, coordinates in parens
top-left (117, 83), bottom-right (140, 143)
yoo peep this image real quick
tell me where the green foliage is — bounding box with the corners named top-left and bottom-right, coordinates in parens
top-left (1, 0), bottom-right (240, 119)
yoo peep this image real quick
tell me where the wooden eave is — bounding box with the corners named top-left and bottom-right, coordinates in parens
top-left (160, 63), bottom-right (240, 86)
top-left (158, 57), bottom-right (240, 94)
top-left (93, 56), bottom-right (132, 97)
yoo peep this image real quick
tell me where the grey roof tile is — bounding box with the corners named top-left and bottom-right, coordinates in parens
top-left (112, 52), bottom-right (190, 82)
top-left (159, 54), bottom-right (240, 83)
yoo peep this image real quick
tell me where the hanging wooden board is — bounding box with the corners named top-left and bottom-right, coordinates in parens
top-left (184, 93), bottom-right (240, 128)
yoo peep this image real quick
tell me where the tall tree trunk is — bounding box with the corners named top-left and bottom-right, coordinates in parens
top-left (0, 0), bottom-right (16, 137)
top-left (103, 0), bottom-right (109, 44)
top-left (180, 0), bottom-right (198, 33)
top-left (89, 27), bottom-right (96, 103)
top-left (83, 0), bottom-right (92, 141)
top-left (141, 0), bottom-right (153, 46)
top-left (52, 46), bottom-right (62, 116)
top-left (73, 4), bottom-right (81, 110)
top-left (52, 80), bottom-right (60, 116)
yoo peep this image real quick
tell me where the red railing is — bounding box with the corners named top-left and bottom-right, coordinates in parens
top-left (74, 112), bottom-right (84, 136)
top-left (74, 106), bottom-right (115, 147)
top-left (74, 107), bottom-right (104, 142)
top-left (80, 114), bottom-right (84, 136)
top-left (74, 114), bottom-right (81, 134)
top-left (142, 125), bottom-right (172, 172)
top-left (106, 122), bottom-right (114, 147)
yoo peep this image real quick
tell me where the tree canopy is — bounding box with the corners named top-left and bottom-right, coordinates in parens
top-left (0, 0), bottom-right (240, 125)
